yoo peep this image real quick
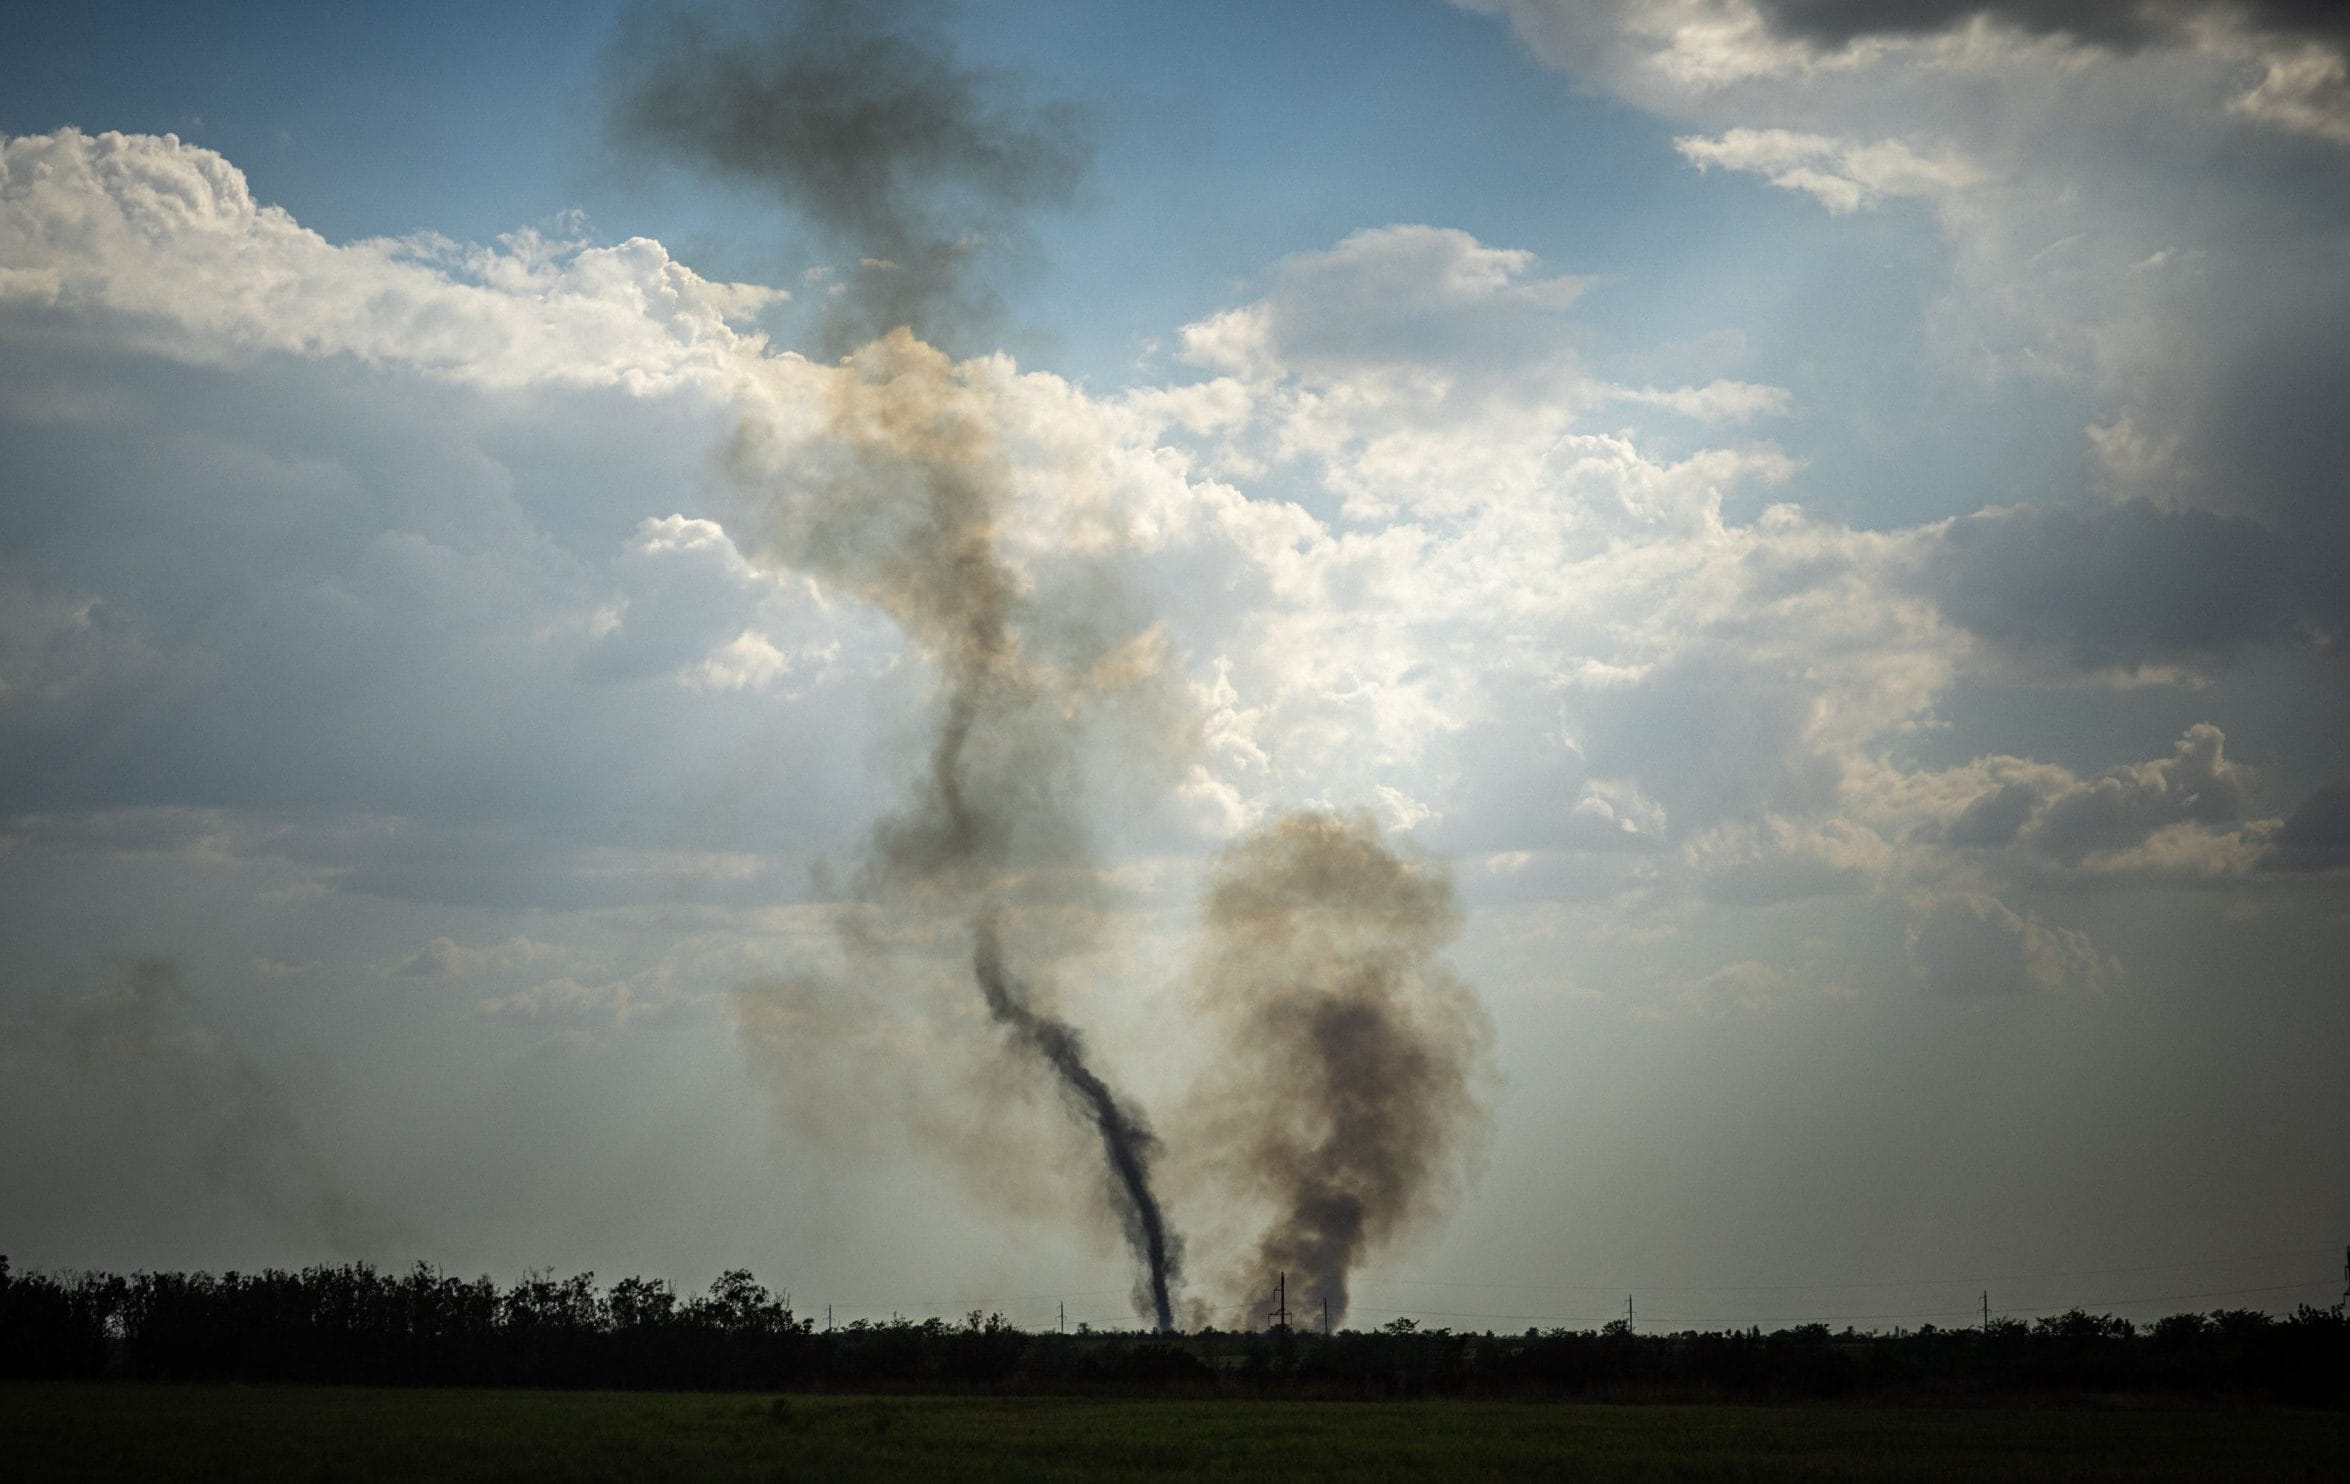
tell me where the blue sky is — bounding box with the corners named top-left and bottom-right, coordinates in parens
top-left (2, 1), bottom-right (2346, 1332)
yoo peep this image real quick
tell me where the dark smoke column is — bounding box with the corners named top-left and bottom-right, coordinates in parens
top-left (974, 919), bottom-right (1178, 1331)
top-left (1187, 812), bottom-right (1493, 1330)
top-left (614, 1), bottom-right (1184, 1328)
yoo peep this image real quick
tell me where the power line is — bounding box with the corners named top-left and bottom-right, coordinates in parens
top-left (1368, 1245), bottom-right (2339, 1297)
top-left (1346, 1278), bottom-right (2335, 1332)
top-left (1644, 1280), bottom-right (2338, 1329)
top-left (783, 1242), bottom-right (2342, 1333)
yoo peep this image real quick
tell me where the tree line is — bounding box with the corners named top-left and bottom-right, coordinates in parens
top-left (3, 1258), bottom-right (2343, 1403)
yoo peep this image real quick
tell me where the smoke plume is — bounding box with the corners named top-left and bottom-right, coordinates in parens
top-left (722, 328), bottom-right (1185, 1327)
top-left (612, 0), bottom-right (1090, 350)
top-left (1184, 812), bottom-right (1493, 1330)
top-left (64, 956), bottom-right (407, 1255)
top-left (619, 2), bottom-right (1180, 1327)
top-left (617, 5), bottom-right (1490, 1335)
top-left (973, 918), bottom-right (1178, 1330)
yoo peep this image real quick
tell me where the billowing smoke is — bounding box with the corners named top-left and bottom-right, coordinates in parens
top-left (611, 0), bottom-right (1090, 350)
top-left (1183, 813), bottom-right (1493, 1330)
top-left (617, 2), bottom-right (1183, 1327)
top-left (64, 956), bottom-right (407, 1255)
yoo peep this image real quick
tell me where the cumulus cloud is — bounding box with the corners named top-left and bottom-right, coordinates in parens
top-left (1750, 1), bottom-right (2349, 48)
top-left (1179, 224), bottom-right (1587, 385)
top-left (1771, 0), bottom-right (2350, 146)
top-left (2026, 723), bottom-right (2255, 863)
top-left (2222, 29), bottom-right (2350, 145)
top-left (1905, 892), bottom-right (2120, 994)
top-left (1886, 724), bottom-right (2270, 881)
top-left (1, 113), bottom-right (2338, 1300)
top-left (0, 131), bottom-right (908, 912)
top-left (4, 127), bottom-right (2309, 939)
top-left (1165, 225), bottom-right (1807, 527)
top-left (0, 129), bottom-right (783, 394)
top-left (1477, 0), bottom-right (2350, 147)
top-left (1471, 0), bottom-right (2350, 600)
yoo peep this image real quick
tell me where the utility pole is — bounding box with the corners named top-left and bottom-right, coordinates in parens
top-left (825, 1305), bottom-right (832, 1333)
top-left (1626, 1294), bottom-right (1634, 1333)
top-left (2338, 1245), bottom-right (2347, 1314)
top-left (1268, 1271), bottom-right (1290, 1333)
top-left (1059, 1300), bottom-right (1065, 1335)
top-left (1322, 1297), bottom-right (1329, 1337)
top-left (1982, 1291), bottom-right (1989, 1330)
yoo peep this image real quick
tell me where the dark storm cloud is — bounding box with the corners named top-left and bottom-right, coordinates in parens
top-left (1924, 500), bottom-right (2297, 672)
top-left (610, 0), bottom-right (1091, 350)
top-left (1753, 0), bottom-right (2350, 48)
top-left (2263, 775), bottom-right (2350, 870)
top-left (2195, 287), bottom-right (2350, 630)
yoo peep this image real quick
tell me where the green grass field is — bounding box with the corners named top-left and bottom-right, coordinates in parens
top-left (5, 1383), bottom-right (2346, 1481)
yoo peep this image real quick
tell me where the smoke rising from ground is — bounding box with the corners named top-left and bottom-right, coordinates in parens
top-left (1182, 813), bottom-right (1493, 1330)
top-left (722, 332), bottom-right (1186, 1325)
top-left (617, 5), bottom-right (1489, 1333)
top-left (63, 956), bottom-right (405, 1255)
top-left (974, 918), bottom-right (1178, 1330)
top-left (611, 0), bottom-right (1090, 350)
top-left (620, 3), bottom-right (1175, 1322)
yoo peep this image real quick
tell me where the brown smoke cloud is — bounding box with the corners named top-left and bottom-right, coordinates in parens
top-left (64, 956), bottom-right (409, 1255)
top-left (1180, 812), bottom-right (1493, 1331)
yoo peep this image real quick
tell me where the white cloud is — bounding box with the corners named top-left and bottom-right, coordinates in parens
top-left (1178, 224), bottom-right (1587, 383)
top-left (2223, 34), bottom-right (2350, 145)
top-left (1473, 0), bottom-right (2350, 591)
top-left (1675, 128), bottom-right (1984, 212)
top-left (687, 630), bottom-right (836, 694)
top-left (1608, 378), bottom-right (1795, 422)
top-left (0, 128), bottom-right (784, 395)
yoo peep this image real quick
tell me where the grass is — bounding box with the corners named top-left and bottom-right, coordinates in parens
top-left (5, 1383), bottom-right (2347, 1481)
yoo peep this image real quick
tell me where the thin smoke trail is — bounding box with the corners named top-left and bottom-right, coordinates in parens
top-left (972, 914), bottom-right (1177, 1331)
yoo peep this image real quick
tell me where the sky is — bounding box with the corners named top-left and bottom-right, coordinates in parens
top-left (2, 0), bottom-right (2346, 1334)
